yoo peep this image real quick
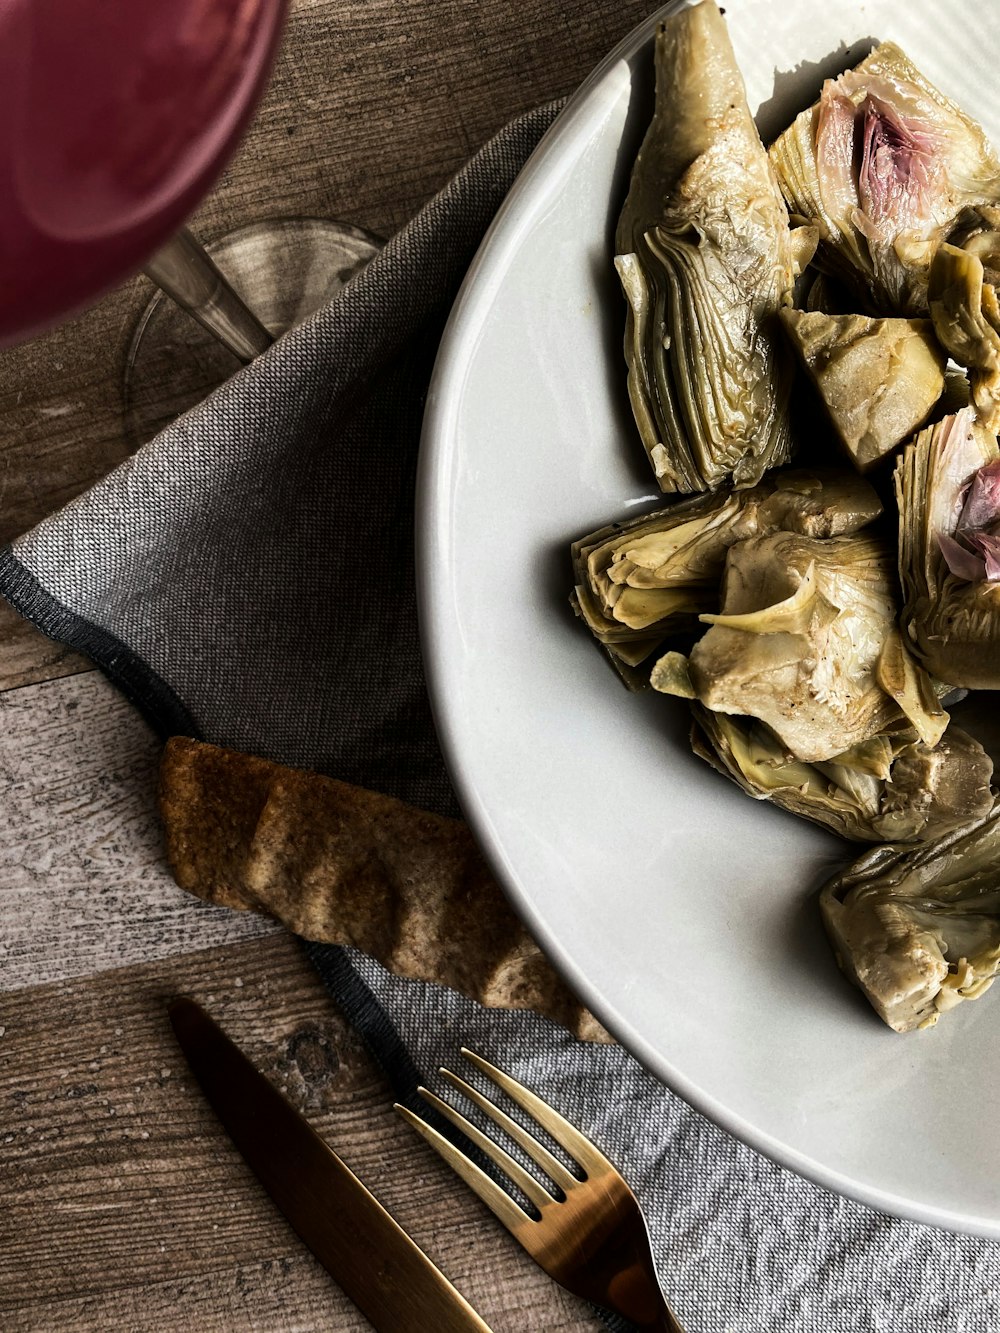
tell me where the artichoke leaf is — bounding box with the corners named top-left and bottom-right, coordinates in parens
top-left (690, 705), bottom-right (992, 845)
top-left (615, 0), bottom-right (798, 493)
top-left (823, 732), bottom-right (898, 781)
top-left (820, 798), bottom-right (1000, 1031)
top-left (947, 203), bottom-right (1000, 285)
top-left (769, 42), bottom-right (1000, 316)
top-left (789, 223), bottom-right (820, 278)
top-left (680, 530), bottom-right (903, 763)
top-left (928, 242), bottom-right (1000, 433)
top-left (698, 560), bottom-right (829, 635)
top-left (875, 626), bottom-right (949, 747)
top-left (781, 308), bottom-right (946, 472)
top-left (570, 470), bottom-right (881, 673)
top-left (895, 408), bottom-right (1000, 688)
top-left (650, 651), bottom-right (696, 699)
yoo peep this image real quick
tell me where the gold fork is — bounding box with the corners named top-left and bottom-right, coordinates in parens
top-left (395, 1049), bottom-right (685, 1332)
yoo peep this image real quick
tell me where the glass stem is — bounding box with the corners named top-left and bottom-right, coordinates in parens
top-left (143, 227), bottom-right (274, 364)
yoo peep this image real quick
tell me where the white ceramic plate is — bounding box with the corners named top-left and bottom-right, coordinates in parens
top-left (418, 0), bottom-right (1000, 1236)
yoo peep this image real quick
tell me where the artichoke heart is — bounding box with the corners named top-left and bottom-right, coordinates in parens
top-left (571, 470), bottom-right (882, 676)
top-left (615, 0), bottom-right (803, 494)
top-left (769, 42), bottom-right (1000, 315)
top-left (654, 530), bottom-right (913, 763)
top-left (691, 705), bottom-right (992, 845)
top-left (821, 798), bottom-right (1000, 1031)
top-left (781, 308), bottom-right (945, 472)
top-left (895, 408), bottom-right (1000, 688)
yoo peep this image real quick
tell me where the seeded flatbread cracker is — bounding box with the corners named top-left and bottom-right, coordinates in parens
top-left (159, 737), bottom-right (610, 1041)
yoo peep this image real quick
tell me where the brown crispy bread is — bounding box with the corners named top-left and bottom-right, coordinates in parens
top-left (159, 737), bottom-right (610, 1042)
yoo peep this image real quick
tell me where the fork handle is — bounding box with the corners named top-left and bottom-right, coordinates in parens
top-left (600, 1259), bottom-right (686, 1331)
top-left (598, 1273), bottom-right (686, 1331)
top-left (632, 1308), bottom-right (685, 1332)
top-left (651, 1311), bottom-right (686, 1332)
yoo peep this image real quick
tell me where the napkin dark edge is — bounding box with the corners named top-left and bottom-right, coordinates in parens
top-left (0, 545), bottom-right (198, 735)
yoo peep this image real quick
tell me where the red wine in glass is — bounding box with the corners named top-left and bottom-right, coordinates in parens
top-left (0, 0), bottom-right (294, 348)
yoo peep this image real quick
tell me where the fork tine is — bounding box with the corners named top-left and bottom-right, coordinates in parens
top-left (394, 1101), bottom-right (534, 1232)
top-left (438, 1067), bottom-right (579, 1196)
top-left (415, 1086), bottom-right (556, 1213)
top-left (461, 1048), bottom-right (614, 1180)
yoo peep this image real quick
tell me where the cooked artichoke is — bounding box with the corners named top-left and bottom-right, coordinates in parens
top-left (615, 0), bottom-right (807, 494)
top-left (821, 798), bottom-right (1000, 1031)
top-left (895, 408), bottom-right (1000, 688)
top-left (781, 309), bottom-right (945, 472)
top-left (571, 470), bottom-right (882, 675)
top-left (769, 42), bottom-right (1000, 315)
top-left (947, 203), bottom-right (1000, 284)
top-left (928, 242), bottom-right (1000, 432)
top-left (652, 530), bottom-right (908, 762)
top-left (690, 705), bottom-right (992, 844)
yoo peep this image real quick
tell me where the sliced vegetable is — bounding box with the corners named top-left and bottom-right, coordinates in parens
top-left (769, 42), bottom-right (1000, 315)
top-left (928, 242), bottom-right (1000, 432)
top-left (895, 408), bottom-right (1000, 688)
top-left (821, 798), bottom-right (1000, 1031)
top-left (781, 308), bottom-right (945, 472)
top-left (691, 706), bottom-right (991, 844)
top-left (571, 470), bottom-right (882, 677)
top-left (615, 0), bottom-right (806, 493)
top-left (654, 530), bottom-right (910, 763)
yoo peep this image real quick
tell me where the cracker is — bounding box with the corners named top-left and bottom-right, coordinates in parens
top-left (158, 738), bottom-right (610, 1041)
top-left (158, 736), bottom-right (273, 910)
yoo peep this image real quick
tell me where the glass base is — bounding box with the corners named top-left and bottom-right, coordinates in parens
top-left (122, 218), bottom-right (382, 448)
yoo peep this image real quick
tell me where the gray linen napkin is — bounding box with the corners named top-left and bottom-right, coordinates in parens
top-left (4, 107), bottom-right (1000, 1333)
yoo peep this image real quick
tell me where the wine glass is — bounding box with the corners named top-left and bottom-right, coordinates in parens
top-left (0, 0), bottom-right (286, 346)
top-left (1, 0), bottom-right (379, 441)
top-left (124, 213), bottom-right (380, 445)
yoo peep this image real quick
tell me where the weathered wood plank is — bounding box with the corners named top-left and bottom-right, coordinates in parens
top-left (0, 671), bottom-right (279, 993)
top-left (0, 617), bottom-right (91, 692)
top-left (0, 6), bottom-right (658, 1326)
top-left (0, 0), bottom-right (652, 689)
top-left (0, 933), bottom-right (599, 1331)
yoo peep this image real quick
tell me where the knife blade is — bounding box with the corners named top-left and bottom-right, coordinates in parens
top-left (168, 996), bottom-right (494, 1333)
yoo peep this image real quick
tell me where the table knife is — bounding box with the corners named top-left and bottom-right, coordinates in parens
top-left (168, 996), bottom-right (494, 1333)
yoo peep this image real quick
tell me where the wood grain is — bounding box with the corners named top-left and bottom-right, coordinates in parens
top-left (0, 2), bottom-right (660, 1325)
top-left (0, 933), bottom-right (599, 1332)
top-left (0, 671), bottom-right (278, 994)
top-left (0, 0), bottom-right (653, 690)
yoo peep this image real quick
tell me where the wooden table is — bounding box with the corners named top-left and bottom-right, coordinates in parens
top-left (0, 1), bottom-right (655, 1327)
